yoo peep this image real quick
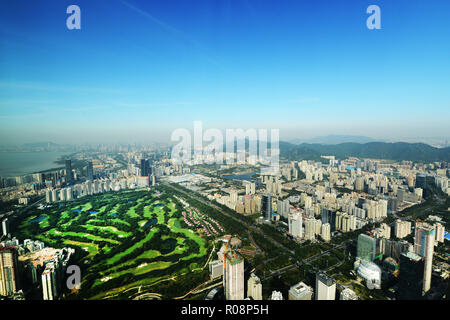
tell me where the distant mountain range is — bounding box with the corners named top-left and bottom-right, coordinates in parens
top-left (3, 139), bottom-right (449, 163)
top-left (279, 141), bottom-right (450, 162)
top-left (223, 138), bottom-right (449, 162)
top-left (288, 135), bottom-right (382, 145)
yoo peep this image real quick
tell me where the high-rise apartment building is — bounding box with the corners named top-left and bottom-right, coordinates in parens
top-left (277, 199), bottom-right (290, 218)
top-left (1, 218), bottom-right (9, 237)
top-left (42, 262), bottom-right (59, 300)
top-left (355, 176), bottom-right (365, 192)
top-left (321, 223), bottom-right (331, 242)
top-left (288, 213), bottom-right (302, 239)
top-left (223, 251), bottom-right (244, 300)
top-left (209, 260), bottom-right (223, 280)
top-left (289, 282), bottom-right (313, 300)
top-left (247, 273), bottom-right (262, 300)
top-left (395, 220), bottom-right (412, 239)
top-left (375, 223), bottom-right (391, 239)
top-left (434, 223), bottom-right (445, 244)
top-left (414, 223), bottom-right (434, 295)
top-left (315, 271), bottom-right (336, 300)
top-left (341, 214), bottom-right (351, 232)
top-left (65, 159), bottom-right (73, 185)
top-left (304, 218), bottom-right (316, 241)
top-left (244, 181), bottom-right (256, 195)
top-left (315, 219), bottom-right (322, 235)
top-left (0, 247), bottom-right (19, 296)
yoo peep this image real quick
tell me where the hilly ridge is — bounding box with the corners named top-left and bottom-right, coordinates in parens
top-left (279, 141), bottom-right (450, 162)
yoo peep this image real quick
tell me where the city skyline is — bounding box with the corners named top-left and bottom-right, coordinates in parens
top-left (1, 0), bottom-right (449, 306)
top-left (1, 0), bottom-right (450, 145)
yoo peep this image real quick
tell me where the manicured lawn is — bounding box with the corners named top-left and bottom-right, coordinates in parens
top-left (105, 228), bottom-right (160, 265)
top-left (16, 188), bottom-right (214, 300)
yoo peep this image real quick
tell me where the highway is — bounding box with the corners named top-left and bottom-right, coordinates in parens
top-left (165, 182), bottom-right (357, 282)
top-left (2, 197), bottom-right (45, 220)
top-left (164, 182), bottom-right (447, 291)
top-left (164, 183), bottom-right (295, 255)
top-left (261, 239), bottom-right (353, 281)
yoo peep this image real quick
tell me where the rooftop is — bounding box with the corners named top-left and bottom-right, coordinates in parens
top-left (225, 251), bottom-right (243, 265)
top-left (403, 251), bottom-right (422, 262)
top-left (290, 282), bottom-right (312, 298)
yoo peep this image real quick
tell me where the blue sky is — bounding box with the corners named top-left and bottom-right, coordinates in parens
top-left (0, 0), bottom-right (449, 144)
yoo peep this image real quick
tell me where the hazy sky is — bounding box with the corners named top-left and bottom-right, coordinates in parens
top-left (1, 0), bottom-right (449, 145)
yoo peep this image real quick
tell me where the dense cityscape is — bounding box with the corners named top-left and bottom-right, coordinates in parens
top-left (0, 144), bottom-right (448, 301)
top-left (1, 0), bottom-right (449, 312)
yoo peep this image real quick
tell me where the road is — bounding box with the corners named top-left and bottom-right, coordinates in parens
top-left (165, 183), bottom-right (295, 255)
top-left (165, 182), bottom-right (447, 288)
top-left (3, 197), bottom-right (45, 220)
top-left (174, 278), bottom-right (222, 300)
top-left (262, 188), bottom-right (448, 282)
top-left (261, 239), bottom-right (352, 281)
top-left (166, 182), bottom-right (360, 283)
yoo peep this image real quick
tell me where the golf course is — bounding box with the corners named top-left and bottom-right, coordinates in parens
top-left (14, 188), bottom-right (223, 299)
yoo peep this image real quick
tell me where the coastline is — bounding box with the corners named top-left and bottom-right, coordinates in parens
top-left (0, 151), bottom-right (71, 178)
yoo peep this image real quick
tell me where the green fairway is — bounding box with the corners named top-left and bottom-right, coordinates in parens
top-left (15, 188), bottom-right (219, 299)
top-left (105, 228), bottom-right (160, 265)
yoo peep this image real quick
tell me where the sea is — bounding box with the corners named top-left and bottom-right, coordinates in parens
top-left (0, 151), bottom-right (69, 177)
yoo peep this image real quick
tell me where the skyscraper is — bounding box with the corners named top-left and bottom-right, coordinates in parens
top-left (414, 223), bottom-right (434, 295)
top-left (140, 159), bottom-right (150, 177)
top-left (415, 173), bottom-right (427, 189)
top-left (288, 213), bottom-right (302, 239)
top-left (357, 233), bottom-right (377, 262)
top-left (261, 194), bottom-right (272, 221)
top-left (304, 218), bottom-right (316, 241)
top-left (223, 251), bottom-right (244, 300)
top-left (321, 223), bottom-right (331, 242)
top-left (0, 247), bottom-right (19, 296)
top-left (42, 262), bottom-right (59, 300)
top-left (335, 212), bottom-right (343, 231)
top-left (315, 271), bottom-right (336, 300)
top-left (86, 161), bottom-right (94, 180)
top-left (1, 218), bottom-right (9, 237)
top-left (398, 252), bottom-right (424, 300)
top-left (321, 208), bottom-right (337, 232)
top-left (65, 159), bottom-right (73, 185)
